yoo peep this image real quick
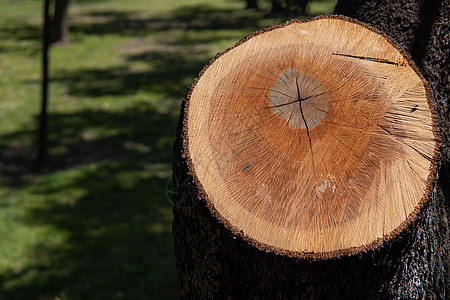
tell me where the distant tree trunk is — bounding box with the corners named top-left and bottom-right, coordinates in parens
top-left (37, 0), bottom-right (51, 171)
top-left (334, 0), bottom-right (450, 297)
top-left (49, 0), bottom-right (69, 44)
top-left (37, 0), bottom-right (70, 170)
top-left (246, 0), bottom-right (259, 10)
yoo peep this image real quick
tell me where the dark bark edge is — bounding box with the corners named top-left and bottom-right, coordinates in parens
top-left (178, 15), bottom-right (441, 260)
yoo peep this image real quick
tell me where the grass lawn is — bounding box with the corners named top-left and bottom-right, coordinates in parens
top-left (0, 0), bottom-right (336, 298)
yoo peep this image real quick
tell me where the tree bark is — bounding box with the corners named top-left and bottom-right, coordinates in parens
top-left (172, 3), bottom-right (449, 298)
top-left (49, 0), bottom-right (69, 44)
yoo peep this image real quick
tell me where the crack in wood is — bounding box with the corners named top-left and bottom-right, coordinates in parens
top-left (296, 77), bottom-right (315, 171)
top-left (265, 91), bottom-right (327, 109)
top-left (331, 52), bottom-right (406, 66)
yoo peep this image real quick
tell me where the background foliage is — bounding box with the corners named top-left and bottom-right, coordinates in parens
top-left (0, 0), bottom-right (336, 298)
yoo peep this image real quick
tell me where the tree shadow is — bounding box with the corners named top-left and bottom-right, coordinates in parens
top-left (0, 101), bottom-right (176, 185)
top-left (0, 169), bottom-right (177, 299)
top-left (0, 104), bottom-right (179, 299)
top-left (53, 46), bottom-right (207, 100)
top-left (0, 19), bottom-right (42, 56)
top-left (70, 4), bottom-right (268, 37)
top-left (68, 2), bottom-right (335, 39)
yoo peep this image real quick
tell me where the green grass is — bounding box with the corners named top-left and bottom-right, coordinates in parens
top-left (0, 0), bottom-right (336, 298)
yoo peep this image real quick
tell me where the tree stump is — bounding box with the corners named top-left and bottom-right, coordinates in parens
top-left (172, 16), bottom-right (441, 298)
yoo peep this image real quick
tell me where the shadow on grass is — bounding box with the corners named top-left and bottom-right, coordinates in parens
top-left (0, 103), bottom-right (178, 299)
top-left (53, 46), bottom-right (206, 99)
top-left (0, 104), bottom-right (175, 177)
top-left (55, 4), bottom-right (276, 101)
top-left (70, 4), bottom-right (267, 37)
top-left (69, 1), bottom-right (334, 38)
top-left (0, 170), bottom-right (176, 299)
top-left (0, 19), bottom-right (42, 56)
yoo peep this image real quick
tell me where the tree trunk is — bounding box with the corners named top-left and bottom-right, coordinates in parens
top-left (334, 0), bottom-right (450, 298)
top-left (49, 0), bottom-right (69, 44)
top-left (37, 0), bottom-right (51, 171)
top-left (246, 0), bottom-right (259, 10)
top-left (37, 0), bottom-right (70, 170)
top-left (172, 6), bottom-right (449, 299)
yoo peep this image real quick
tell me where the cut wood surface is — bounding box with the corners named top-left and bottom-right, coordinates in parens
top-left (183, 16), bottom-right (439, 258)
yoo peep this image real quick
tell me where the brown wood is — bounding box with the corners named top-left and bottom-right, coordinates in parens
top-left (181, 16), bottom-right (439, 258)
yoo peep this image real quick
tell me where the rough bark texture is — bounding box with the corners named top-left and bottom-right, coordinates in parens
top-left (172, 1), bottom-right (449, 298)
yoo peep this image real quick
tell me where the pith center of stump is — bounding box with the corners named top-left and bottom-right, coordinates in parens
top-left (269, 68), bottom-right (329, 129)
